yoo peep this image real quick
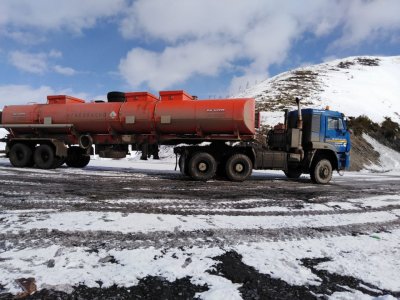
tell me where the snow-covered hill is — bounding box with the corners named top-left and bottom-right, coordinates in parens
top-left (238, 56), bottom-right (400, 126)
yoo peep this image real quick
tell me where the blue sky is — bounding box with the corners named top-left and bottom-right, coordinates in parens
top-left (0, 0), bottom-right (400, 105)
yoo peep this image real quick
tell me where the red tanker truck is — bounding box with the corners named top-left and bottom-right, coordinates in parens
top-left (0, 90), bottom-right (351, 184)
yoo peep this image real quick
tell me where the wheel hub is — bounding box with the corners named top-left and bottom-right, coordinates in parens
top-left (320, 166), bottom-right (329, 178)
top-left (198, 162), bottom-right (207, 172)
top-left (235, 163), bottom-right (244, 173)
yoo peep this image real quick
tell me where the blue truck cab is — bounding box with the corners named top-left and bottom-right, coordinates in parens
top-left (288, 109), bottom-right (351, 168)
top-left (278, 107), bottom-right (351, 183)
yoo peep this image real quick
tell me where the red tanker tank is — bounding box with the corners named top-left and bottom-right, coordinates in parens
top-left (1, 90), bottom-right (255, 137)
top-left (155, 90), bottom-right (255, 135)
top-left (2, 93), bottom-right (160, 134)
top-left (120, 92), bottom-right (159, 133)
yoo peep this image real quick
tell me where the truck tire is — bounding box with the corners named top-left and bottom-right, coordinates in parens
top-left (284, 168), bottom-right (302, 179)
top-left (9, 143), bottom-right (33, 167)
top-left (310, 158), bottom-right (332, 184)
top-left (178, 155), bottom-right (189, 176)
top-left (225, 154), bottom-right (252, 182)
top-left (188, 152), bottom-right (216, 181)
top-left (66, 147), bottom-right (90, 168)
top-left (34, 144), bottom-right (56, 169)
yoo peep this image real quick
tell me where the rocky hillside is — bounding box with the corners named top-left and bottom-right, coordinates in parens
top-left (238, 56), bottom-right (400, 171)
top-left (238, 56), bottom-right (400, 124)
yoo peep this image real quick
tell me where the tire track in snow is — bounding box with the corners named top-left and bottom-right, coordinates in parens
top-left (1, 218), bottom-right (399, 251)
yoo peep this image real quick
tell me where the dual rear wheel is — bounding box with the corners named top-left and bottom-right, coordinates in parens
top-left (182, 152), bottom-right (253, 182)
top-left (8, 143), bottom-right (90, 169)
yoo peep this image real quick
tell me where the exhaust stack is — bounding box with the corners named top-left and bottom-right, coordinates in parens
top-left (294, 96), bottom-right (304, 160)
top-left (296, 97), bottom-right (303, 129)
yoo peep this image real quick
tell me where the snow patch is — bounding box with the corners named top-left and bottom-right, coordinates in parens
top-left (363, 134), bottom-right (400, 172)
top-left (0, 210), bottom-right (398, 234)
top-left (0, 128), bottom-right (7, 151)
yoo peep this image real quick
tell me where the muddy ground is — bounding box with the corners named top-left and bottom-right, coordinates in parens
top-left (0, 160), bottom-right (400, 299)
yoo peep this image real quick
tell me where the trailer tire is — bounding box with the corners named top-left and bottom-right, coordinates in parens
top-left (310, 158), bottom-right (332, 184)
top-left (188, 152), bottom-right (216, 181)
top-left (66, 147), bottom-right (90, 168)
top-left (225, 154), bottom-right (252, 182)
top-left (9, 143), bottom-right (33, 168)
top-left (34, 144), bottom-right (56, 169)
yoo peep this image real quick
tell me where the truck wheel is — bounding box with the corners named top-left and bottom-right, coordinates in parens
top-left (178, 155), bottom-right (189, 176)
top-left (9, 143), bottom-right (33, 167)
top-left (284, 168), bottom-right (302, 179)
top-left (34, 144), bottom-right (56, 169)
top-left (66, 147), bottom-right (90, 168)
top-left (188, 152), bottom-right (217, 181)
top-left (225, 154), bottom-right (252, 182)
top-left (310, 158), bottom-right (332, 184)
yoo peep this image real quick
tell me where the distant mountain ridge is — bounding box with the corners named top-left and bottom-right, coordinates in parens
top-left (237, 56), bottom-right (400, 124)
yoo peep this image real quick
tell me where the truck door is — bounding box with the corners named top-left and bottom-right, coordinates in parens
top-left (325, 116), bottom-right (348, 153)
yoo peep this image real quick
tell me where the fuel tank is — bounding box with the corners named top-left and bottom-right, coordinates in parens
top-left (155, 91), bottom-right (255, 135)
top-left (2, 90), bottom-right (255, 137)
top-left (2, 93), bottom-right (159, 134)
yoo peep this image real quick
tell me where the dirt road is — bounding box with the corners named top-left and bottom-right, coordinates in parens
top-left (1, 159), bottom-right (400, 299)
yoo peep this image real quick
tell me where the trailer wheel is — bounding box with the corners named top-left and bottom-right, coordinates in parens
top-left (284, 168), bottom-right (302, 179)
top-left (310, 158), bottom-right (332, 184)
top-left (66, 147), bottom-right (90, 168)
top-left (188, 152), bottom-right (216, 181)
top-left (9, 143), bottom-right (33, 168)
top-left (225, 154), bottom-right (252, 182)
top-left (34, 144), bottom-right (56, 169)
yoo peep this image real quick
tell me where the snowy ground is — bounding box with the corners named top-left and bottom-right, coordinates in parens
top-left (0, 133), bottom-right (400, 298)
top-left (0, 153), bottom-right (400, 299)
top-left (0, 128), bottom-right (6, 151)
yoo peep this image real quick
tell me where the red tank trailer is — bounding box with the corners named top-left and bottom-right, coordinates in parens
top-left (2, 90), bottom-right (254, 136)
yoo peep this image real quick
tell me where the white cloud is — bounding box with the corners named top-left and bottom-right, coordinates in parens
top-left (0, 85), bottom-right (56, 106)
top-left (0, 29), bottom-right (46, 44)
top-left (0, 0), bottom-right (127, 35)
top-left (49, 50), bottom-right (62, 58)
top-left (9, 50), bottom-right (77, 76)
top-left (120, 40), bottom-right (239, 90)
top-left (335, 0), bottom-right (400, 48)
top-left (53, 65), bottom-right (76, 76)
top-left (9, 51), bottom-right (48, 74)
top-left (119, 0), bottom-right (400, 92)
top-left (0, 85), bottom-right (89, 106)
